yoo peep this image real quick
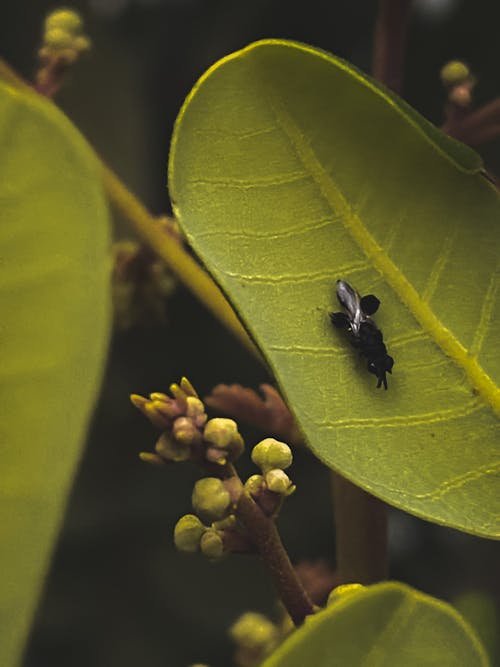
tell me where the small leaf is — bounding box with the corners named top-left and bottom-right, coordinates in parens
top-left (169, 40), bottom-right (500, 538)
top-left (262, 582), bottom-right (490, 667)
top-left (0, 81), bottom-right (110, 665)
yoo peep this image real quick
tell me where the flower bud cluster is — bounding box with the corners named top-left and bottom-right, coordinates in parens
top-left (39, 9), bottom-right (91, 63)
top-left (174, 476), bottom-right (249, 560)
top-left (440, 60), bottom-right (476, 108)
top-left (246, 439), bottom-right (295, 516)
top-left (132, 378), bottom-right (245, 467)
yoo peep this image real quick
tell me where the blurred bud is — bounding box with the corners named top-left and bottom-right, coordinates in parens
top-left (43, 28), bottom-right (74, 50)
top-left (251, 438), bottom-right (292, 472)
top-left (192, 478), bottom-right (232, 521)
top-left (72, 34), bottom-right (91, 52)
top-left (229, 612), bottom-right (279, 652)
top-left (138, 452), bottom-right (165, 466)
top-left (265, 469), bottom-right (295, 496)
top-left (174, 514), bottom-right (206, 553)
top-left (244, 474), bottom-right (265, 497)
top-left (155, 432), bottom-right (191, 463)
top-left (440, 60), bottom-right (470, 86)
top-left (200, 528), bottom-right (225, 559)
top-left (327, 583), bottom-right (365, 606)
top-left (212, 514), bottom-right (237, 531)
top-left (45, 8), bottom-right (83, 33)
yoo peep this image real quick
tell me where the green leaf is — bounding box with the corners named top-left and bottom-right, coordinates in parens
top-left (262, 582), bottom-right (490, 667)
top-left (0, 81), bottom-right (110, 665)
top-left (169, 40), bottom-right (500, 538)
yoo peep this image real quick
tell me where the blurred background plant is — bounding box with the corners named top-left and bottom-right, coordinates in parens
top-left (2, 2), bottom-right (500, 666)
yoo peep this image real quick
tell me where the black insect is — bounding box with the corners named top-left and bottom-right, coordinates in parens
top-left (329, 279), bottom-right (394, 390)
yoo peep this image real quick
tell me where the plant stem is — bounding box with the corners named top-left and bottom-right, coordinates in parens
top-left (332, 472), bottom-right (388, 584)
top-left (102, 166), bottom-right (259, 358)
top-left (236, 489), bottom-right (315, 625)
top-left (372, 0), bottom-right (412, 94)
top-left (0, 57), bottom-right (259, 360)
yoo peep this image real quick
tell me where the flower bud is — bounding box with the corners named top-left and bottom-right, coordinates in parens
top-left (327, 583), bottom-right (365, 606)
top-left (172, 416), bottom-right (201, 446)
top-left (192, 478), bottom-right (231, 521)
top-left (180, 376), bottom-right (198, 397)
top-left (251, 438), bottom-right (292, 472)
top-left (44, 27), bottom-right (75, 50)
top-left (440, 60), bottom-right (470, 86)
top-left (45, 9), bottom-right (83, 33)
top-left (204, 418), bottom-right (242, 449)
top-left (174, 514), bottom-right (205, 553)
top-left (200, 528), bottom-right (225, 559)
top-left (244, 474), bottom-right (265, 497)
top-left (229, 612), bottom-right (279, 652)
top-left (155, 432), bottom-right (191, 462)
top-left (265, 469), bottom-right (295, 496)
top-left (203, 418), bottom-right (244, 462)
top-left (186, 396), bottom-right (207, 428)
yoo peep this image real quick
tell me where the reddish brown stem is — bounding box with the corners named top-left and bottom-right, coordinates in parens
top-left (332, 473), bottom-right (388, 584)
top-left (236, 490), bottom-right (315, 625)
top-left (444, 97), bottom-right (500, 147)
top-left (372, 0), bottom-right (412, 94)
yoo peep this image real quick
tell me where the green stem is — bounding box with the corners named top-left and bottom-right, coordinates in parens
top-left (102, 165), bottom-right (259, 359)
top-left (0, 58), bottom-right (259, 360)
top-left (332, 472), bottom-right (388, 584)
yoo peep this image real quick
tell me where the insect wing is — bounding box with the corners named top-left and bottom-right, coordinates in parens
top-left (336, 280), bottom-right (362, 333)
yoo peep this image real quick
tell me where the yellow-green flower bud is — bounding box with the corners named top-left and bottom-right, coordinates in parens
top-left (45, 9), bottom-right (83, 33)
top-left (186, 396), bottom-right (207, 427)
top-left (172, 416), bottom-right (200, 446)
top-left (327, 583), bottom-right (365, 606)
top-left (155, 432), bottom-right (191, 462)
top-left (72, 35), bottom-right (91, 53)
top-left (212, 514), bottom-right (237, 531)
top-left (229, 612), bottom-right (279, 652)
top-left (174, 514), bottom-right (205, 553)
top-left (244, 474), bottom-right (264, 497)
top-left (180, 376), bottom-right (198, 397)
top-left (251, 438), bottom-right (292, 472)
top-left (192, 477), bottom-right (231, 521)
top-left (204, 418), bottom-right (241, 448)
top-left (43, 27), bottom-right (75, 50)
top-left (265, 469), bottom-right (295, 496)
top-left (440, 60), bottom-right (470, 86)
top-left (200, 528), bottom-right (224, 559)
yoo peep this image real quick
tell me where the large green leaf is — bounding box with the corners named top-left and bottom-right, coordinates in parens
top-left (0, 81), bottom-right (110, 665)
top-left (262, 582), bottom-right (490, 667)
top-left (169, 40), bottom-right (500, 538)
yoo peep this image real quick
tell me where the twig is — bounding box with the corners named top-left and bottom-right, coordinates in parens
top-left (372, 0), bottom-right (412, 94)
top-left (235, 482), bottom-right (315, 625)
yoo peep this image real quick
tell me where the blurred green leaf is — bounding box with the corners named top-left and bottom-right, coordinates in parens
top-left (0, 81), bottom-right (110, 665)
top-left (262, 582), bottom-right (490, 667)
top-left (169, 40), bottom-right (500, 538)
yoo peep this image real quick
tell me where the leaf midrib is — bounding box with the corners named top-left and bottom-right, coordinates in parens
top-left (255, 62), bottom-right (500, 417)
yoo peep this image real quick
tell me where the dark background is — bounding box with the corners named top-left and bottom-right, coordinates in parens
top-left (2, 1), bottom-right (500, 665)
